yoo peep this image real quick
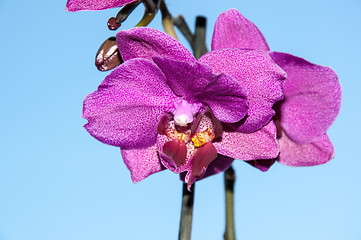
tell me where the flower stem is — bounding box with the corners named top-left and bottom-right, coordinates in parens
top-left (135, 0), bottom-right (160, 27)
top-left (178, 183), bottom-right (195, 240)
top-left (193, 16), bottom-right (208, 60)
top-left (115, 1), bottom-right (141, 24)
top-left (173, 15), bottom-right (208, 59)
top-left (160, 0), bottom-right (178, 40)
top-left (224, 166), bottom-right (236, 240)
top-left (173, 15), bottom-right (193, 47)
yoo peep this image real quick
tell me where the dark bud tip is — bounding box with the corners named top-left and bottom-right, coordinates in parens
top-left (107, 17), bottom-right (121, 30)
top-left (225, 166), bottom-right (235, 181)
top-left (196, 16), bottom-right (206, 27)
top-left (95, 37), bottom-right (123, 71)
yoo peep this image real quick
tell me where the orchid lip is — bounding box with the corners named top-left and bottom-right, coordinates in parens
top-left (158, 109), bottom-right (223, 186)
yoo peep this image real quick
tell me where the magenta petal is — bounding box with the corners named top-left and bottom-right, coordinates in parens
top-left (196, 73), bottom-right (249, 124)
top-left (199, 49), bottom-right (286, 132)
top-left (121, 144), bottom-right (165, 183)
top-left (117, 28), bottom-right (196, 62)
top-left (163, 140), bottom-right (187, 166)
top-left (200, 154), bottom-right (234, 179)
top-left (83, 59), bottom-right (175, 148)
top-left (212, 9), bottom-right (270, 51)
top-left (270, 52), bottom-right (342, 144)
top-left (187, 142), bottom-right (218, 190)
top-left (153, 57), bottom-right (248, 123)
top-left (278, 131), bottom-right (334, 166)
top-left (245, 159), bottom-right (276, 172)
top-left (66, 0), bottom-right (136, 11)
top-left (213, 121), bottom-right (279, 160)
top-left (179, 154), bottom-right (234, 182)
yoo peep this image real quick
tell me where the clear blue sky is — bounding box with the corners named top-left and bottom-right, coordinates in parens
top-left (1, 0), bottom-right (360, 239)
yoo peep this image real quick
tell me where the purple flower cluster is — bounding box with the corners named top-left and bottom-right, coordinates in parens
top-left (212, 9), bottom-right (341, 170)
top-left (79, 7), bottom-right (341, 188)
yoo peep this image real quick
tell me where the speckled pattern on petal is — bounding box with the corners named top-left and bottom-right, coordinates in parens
top-left (83, 58), bottom-right (175, 149)
top-left (213, 121), bottom-right (279, 160)
top-left (117, 28), bottom-right (196, 62)
top-left (212, 8), bottom-right (270, 51)
top-left (153, 57), bottom-right (248, 123)
top-left (277, 131), bottom-right (334, 166)
top-left (199, 49), bottom-right (286, 133)
top-left (270, 52), bottom-right (342, 144)
top-left (66, 0), bottom-right (136, 11)
top-left (121, 144), bottom-right (165, 183)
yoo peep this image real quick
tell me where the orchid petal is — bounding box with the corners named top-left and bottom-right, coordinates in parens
top-left (83, 58), bottom-right (175, 148)
top-left (121, 144), bottom-right (165, 183)
top-left (212, 8), bottom-right (270, 51)
top-left (179, 155), bottom-right (234, 183)
top-left (197, 155), bottom-right (234, 180)
top-left (153, 57), bottom-right (248, 123)
top-left (66, 0), bottom-right (136, 11)
top-left (270, 52), bottom-right (342, 144)
top-left (199, 49), bottom-right (286, 132)
top-left (245, 159), bottom-right (276, 172)
top-left (213, 121), bottom-right (279, 160)
top-left (157, 134), bottom-right (194, 174)
top-left (187, 142), bottom-right (218, 190)
top-left (117, 28), bottom-right (196, 62)
top-left (163, 140), bottom-right (187, 166)
top-left (277, 131), bottom-right (334, 166)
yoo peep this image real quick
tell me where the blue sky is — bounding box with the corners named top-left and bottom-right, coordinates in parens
top-left (0, 0), bottom-right (360, 239)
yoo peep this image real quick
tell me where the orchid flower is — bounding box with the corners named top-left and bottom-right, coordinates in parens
top-left (66, 0), bottom-right (138, 11)
top-left (212, 9), bottom-right (342, 170)
top-left (83, 27), bottom-right (286, 189)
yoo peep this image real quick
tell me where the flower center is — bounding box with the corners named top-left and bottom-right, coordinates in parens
top-left (173, 99), bottom-right (197, 127)
top-left (191, 128), bottom-right (215, 147)
top-left (157, 108), bottom-right (223, 173)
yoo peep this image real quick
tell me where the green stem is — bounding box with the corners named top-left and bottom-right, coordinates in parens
top-left (178, 183), bottom-right (195, 240)
top-left (115, 0), bottom-right (141, 24)
top-left (173, 15), bottom-right (194, 48)
top-left (224, 166), bottom-right (236, 240)
top-left (173, 15), bottom-right (208, 59)
top-left (135, 0), bottom-right (160, 27)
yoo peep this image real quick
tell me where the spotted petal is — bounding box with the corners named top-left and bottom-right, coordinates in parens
top-left (66, 0), bottom-right (136, 11)
top-left (83, 58), bottom-right (175, 148)
top-left (179, 154), bottom-right (235, 185)
top-left (121, 144), bottom-right (165, 183)
top-left (187, 142), bottom-right (218, 190)
top-left (270, 52), bottom-right (342, 144)
top-left (277, 131), bottom-right (334, 166)
top-left (117, 27), bottom-right (196, 62)
top-left (153, 57), bottom-right (248, 123)
top-left (213, 121), bottom-right (279, 160)
top-left (199, 49), bottom-right (286, 132)
top-left (212, 8), bottom-right (270, 51)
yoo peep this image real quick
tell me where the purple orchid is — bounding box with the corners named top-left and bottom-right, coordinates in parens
top-left (66, 0), bottom-right (137, 11)
top-left (83, 27), bottom-right (286, 189)
top-left (212, 9), bottom-right (342, 170)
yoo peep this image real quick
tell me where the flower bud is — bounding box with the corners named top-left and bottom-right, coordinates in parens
top-left (107, 17), bottom-right (121, 30)
top-left (95, 37), bottom-right (123, 71)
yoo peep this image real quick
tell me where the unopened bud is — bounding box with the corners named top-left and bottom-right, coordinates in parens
top-left (107, 17), bottom-right (121, 30)
top-left (95, 37), bottom-right (123, 71)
